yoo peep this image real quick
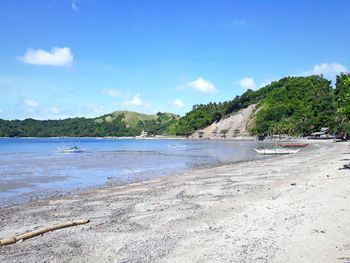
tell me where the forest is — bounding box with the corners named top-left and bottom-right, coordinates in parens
top-left (0, 112), bottom-right (178, 137)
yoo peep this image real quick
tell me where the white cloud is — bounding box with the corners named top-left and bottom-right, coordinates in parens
top-left (239, 77), bottom-right (256, 90)
top-left (122, 93), bottom-right (143, 106)
top-left (71, 1), bottom-right (79, 12)
top-left (24, 99), bottom-right (39, 108)
top-left (299, 63), bottom-right (348, 79)
top-left (173, 99), bottom-right (184, 108)
top-left (102, 89), bottom-right (127, 98)
top-left (187, 77), bottom-right (218, 93)
top-left (310, 63), bottom-right (347, 77)
top-left (20, 47), bottom-right (74, 67)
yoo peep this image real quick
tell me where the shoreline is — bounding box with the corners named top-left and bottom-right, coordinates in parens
top-left (0, 135), bottom-right (338, 143)
top-left (0, 138), bottom-right (279, 208)
top-left (1, 141), bottom-right (350, 262)
top-left (0, 142), bottom-right (270, 209)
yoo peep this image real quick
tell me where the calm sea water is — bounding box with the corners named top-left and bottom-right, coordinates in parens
top-left (0, 138), bottom-right (264, 206)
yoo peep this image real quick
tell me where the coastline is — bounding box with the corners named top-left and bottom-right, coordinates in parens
top-left (1, 141), bottom-right (350, 262)
top-left (0, 138), bottom-right (267, 207)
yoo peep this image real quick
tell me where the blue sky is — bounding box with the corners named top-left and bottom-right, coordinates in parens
top-left (0, 0), bottom-right (349, 120)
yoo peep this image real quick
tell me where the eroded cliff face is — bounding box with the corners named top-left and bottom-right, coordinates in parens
top-left (190, 104), bottom-right (256, 139)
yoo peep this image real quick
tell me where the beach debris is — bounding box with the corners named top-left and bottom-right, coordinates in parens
top-left (313, 229), bottom-right (326, 234)
top-left (337, 257), bottom-right (350, 261)
top-left (343, 164), bottom-right (350, 169)
top-left (0, 219), bottom-right (90, 246)
top-left (291, 183), bottom-right (297, 186)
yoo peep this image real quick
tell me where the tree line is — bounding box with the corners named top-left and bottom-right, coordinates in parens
top-left (0, 112), bottom-right (177, 137)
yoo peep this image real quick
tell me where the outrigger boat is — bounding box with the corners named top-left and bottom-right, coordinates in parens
top-left (253, 148), bottom-right (301, 155)
top-left (57, 146), bottom-right (85, 153)
top-left (277, 143), bottom-right (309, 148)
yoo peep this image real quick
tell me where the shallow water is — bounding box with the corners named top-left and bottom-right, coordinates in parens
top-left (0, 138), bottom-right (265, 205)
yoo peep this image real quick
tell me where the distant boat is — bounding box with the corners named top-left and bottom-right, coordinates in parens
top-left (140, 130), bottom-right (148, 137)
top-left (168, 144), bottom-right (187, 148)
top-left (278, 143), bottom-right (309, 148)
top-left (57, 146), bottom-right (85, 153)
top-left (136, 130), bottom-right (148, 139)
top-left (253, 148), bottom-right (301, 155)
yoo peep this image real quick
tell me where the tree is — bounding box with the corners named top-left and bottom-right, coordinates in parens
top-left (335, 73), bottom-right (350, 136)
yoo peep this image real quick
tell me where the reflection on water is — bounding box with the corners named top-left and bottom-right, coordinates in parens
top-left (0, 138), bottom-right (264, 205)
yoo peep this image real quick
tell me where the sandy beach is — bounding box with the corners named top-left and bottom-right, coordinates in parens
top-left (1, 141), bottom-right (350, 262)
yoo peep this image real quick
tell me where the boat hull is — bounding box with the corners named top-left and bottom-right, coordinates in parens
top-left (57, 147), bottom-right (85, 153)
top-left (253, 148), bottom-right (301, 155)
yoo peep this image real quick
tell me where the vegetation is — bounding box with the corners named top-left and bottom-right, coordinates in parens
top-left (168, 74), bottom-right (350, 137)
top-left (166, 78), bottom-right (288, 135)
top-left (1, 74), bottom-right (350, 138)
top-left (0, 111), bottom-right (179, 137)
top-left (334, 73), bottom-right (350, 136)
top-left (252, 76), bottom-right (336, 136)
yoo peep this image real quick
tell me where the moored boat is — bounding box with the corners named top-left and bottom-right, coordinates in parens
top-left (57, 146), bottom-right (85, 153)
top-left (253, 148), bottom-right (301, 155)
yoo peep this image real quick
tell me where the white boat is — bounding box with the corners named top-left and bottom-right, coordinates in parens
top-left (57, 146), bottom-right (85, 153)
top-left (253, 148), bottom-right (301, 155)
top-left (140, 130), bottom-right (148, 137)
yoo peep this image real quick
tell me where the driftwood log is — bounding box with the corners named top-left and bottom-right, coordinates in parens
top-left (0, 219), bottom-right (89, 246)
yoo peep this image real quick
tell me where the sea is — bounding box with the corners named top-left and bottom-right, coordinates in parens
top-left (0, 137), bottom-right (266, 206)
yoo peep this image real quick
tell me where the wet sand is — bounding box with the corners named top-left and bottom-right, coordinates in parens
top-left (1, 141), bottom-right (350, 262)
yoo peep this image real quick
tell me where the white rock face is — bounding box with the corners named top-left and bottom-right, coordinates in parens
top-left (191, 104), bottom-right (256, 139)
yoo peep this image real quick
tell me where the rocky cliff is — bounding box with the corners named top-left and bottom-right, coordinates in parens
top-left (190, 104), bottom-right (256, 139)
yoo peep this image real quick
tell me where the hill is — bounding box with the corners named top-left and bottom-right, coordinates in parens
top-left (190, 104), bottom-right (256, 139)
top-left (0, 111), bottom-right (179, 137)
top-left (97, 111), bottom-right (178, 128)
top-left (167, 74), bottom-right (350, 137)
top-left (1, 74), bottom-right (349, 138)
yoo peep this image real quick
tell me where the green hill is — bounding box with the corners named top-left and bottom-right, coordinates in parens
top-left (97, 111), bottom-right (179, 128)
top-left (1, 74), bottom-right (349, 138)
top-left (167, 74), bottom-right (350, 137)
top-left (0, 111), bottom-right (179, 137)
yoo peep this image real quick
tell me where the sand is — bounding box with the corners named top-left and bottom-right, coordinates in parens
top-left (1, 141), bottom-right (350, 262)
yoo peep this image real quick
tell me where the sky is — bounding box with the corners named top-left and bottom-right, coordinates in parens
top-left (0, 0), bottom-right (349, 120)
